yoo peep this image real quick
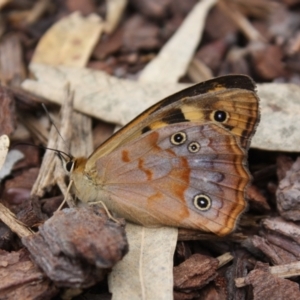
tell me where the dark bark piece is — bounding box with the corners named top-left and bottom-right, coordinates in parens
top-left (129, 0), bottom-right (171, 19)
top-left (195, 39), bottom-right (230, 74)
top-left (0, 34), bottom-right (26, 87)
top-left (268, 4), bottom-right (300, 44)
top-left (282, 0), bottom-right (300, 6)
top-left (244, 217), bottom-right (300, 264)
top-left (16, 194), bottom-right (47, 228)
top-left (226, 250), bottom-right (255, 300)
top-left (198, 276), bottom-right (227, 300)
top-left (3, 168), bottom-right (40, 206)
top-left (262, 217), bottom-right (300, 245)
top-left (175, 241), bottom-right (192, 264)
top-left (246, 184), bottom-right (271, 212)
top-left (244, 265), bottom-right (300, 300)
top-left (0, 85), bottom-right (16, 136)
top-left (123, 15), bottom-right (160, 51)
top-left (92, 120), bottom-right (115, 150)
top-left (263, 230), bottom-right (300, 261)
top-left (65, 0), bottom-right (97, 15)
top-left (250, 43), bottom-right (287, 80)
top-left (87, 60), bottom-right (115, 75)
top-left (276, 155), bottom-right (294, 181)
top-left (93, 27), bottom-right (124, 60)
top-left (41, 195), bottom-right (64, 217)
top-left (276, 157), bottom-right (300, 221)
top-left (251, 235), bottom-right (298, 265)
top-left (169, 0), bottom-right (198, 17)
top-left (0, 221), bottom-right (15, 251)
top-left (0, 248), bottom-right (58, 299)
top-left (205, 6), bottom-right (238, 40)
top-left (173, 253), bottom-right (219, 291)
top-left (22, 206), bottom-right (128, 288)
top-left (174, 290), bottom-right (200, 300)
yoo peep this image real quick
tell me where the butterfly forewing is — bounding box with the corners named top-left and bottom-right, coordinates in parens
top-left (86, 75), bottom-right (259, 166)
top-left (71, 75), bottom-right (260, 236)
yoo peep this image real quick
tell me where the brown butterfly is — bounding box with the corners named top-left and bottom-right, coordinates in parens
top-left (62, 75), bottom-right (260, 236)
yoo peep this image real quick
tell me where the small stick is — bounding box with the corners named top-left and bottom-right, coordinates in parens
top-left (235, 261), bottom-right (300, 287)
top-left (0, 203), bottom-right (33, 237)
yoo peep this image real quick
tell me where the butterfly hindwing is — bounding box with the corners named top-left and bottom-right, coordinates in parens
top-left (77, 123), bottom-right (249, 236)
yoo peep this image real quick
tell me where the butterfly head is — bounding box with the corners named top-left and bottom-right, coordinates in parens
top-left (55, 151), bottom-right (75, 174)
top-left (58, 151), bottom-right (88, 179)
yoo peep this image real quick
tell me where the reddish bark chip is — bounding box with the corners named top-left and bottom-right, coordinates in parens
top-left (0, 87), bottom-right (16, 136)
top-left (174, 253), bottom-right (219, 290)
top-left (244, 265), bottom-right (300, 300)
top-left (0, 248), bottom-right (58, 299)
top-left (22, 206), bottom-right (128, 288)
top-left (276, 157), bottom-right (300, 221)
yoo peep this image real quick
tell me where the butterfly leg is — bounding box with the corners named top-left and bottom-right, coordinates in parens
top-left (89, 200), bottom-right (121, 224)
top-left (57, 179), bottom-right (74, 211)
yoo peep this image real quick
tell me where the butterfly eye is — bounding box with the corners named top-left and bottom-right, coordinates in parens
top-left (170, 132), bottom-right (187, 145)
top-left (213, 110), bottom-right (228, 123)
top-left (193, 194), bottom-right (211, 211)
top-left (188, 142), bottom-right (200, 153)
top-left (65, 161), bottom-right (74, 173)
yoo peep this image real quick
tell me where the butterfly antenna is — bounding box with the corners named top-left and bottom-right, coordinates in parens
top-left (41, 103), bottom-right (69, 150)
top-left (15, 143), bottom-right (73, 161)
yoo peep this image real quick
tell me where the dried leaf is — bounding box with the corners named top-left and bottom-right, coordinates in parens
top-left (22, 64), bottom-right (300, 152)
top-left (0, 150), bottom-right (24, 182)
top-left (252, 83), bottom-right (300, 151)
top-left (32, 11), bottom-right (103, 67)
top-left (0, 135), bottom-right (9, 170)
top-left (108, 224), bottom-right (177, 300)
top-left (139, 0), bottom-right (217, 83)
top-left (104, 0), bottom-right (128, 34)
top-left (22, 63), bottom-right (189, 125)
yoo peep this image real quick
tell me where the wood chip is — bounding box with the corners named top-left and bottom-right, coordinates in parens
top-left (0, 248), bottom-right (58, 299)
top-left (0, 34), bottom-right (26, 87)
top-left (22, 206), bottom-right (128, 288)
top-left (276, 157), bottom-right (300, 221)
top-left (174, 253), bottom-right (219, 290)
top-left (236, 262), bottom-right (300, 300)
top-left (0, 86), bottom-right (16, 136)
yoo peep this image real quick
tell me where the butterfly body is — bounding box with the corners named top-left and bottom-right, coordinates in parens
top-left (68, 75), bottom-right (260, 236)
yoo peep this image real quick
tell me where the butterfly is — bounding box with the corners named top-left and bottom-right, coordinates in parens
top-left (62, 75), bottom-right (260, 236)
